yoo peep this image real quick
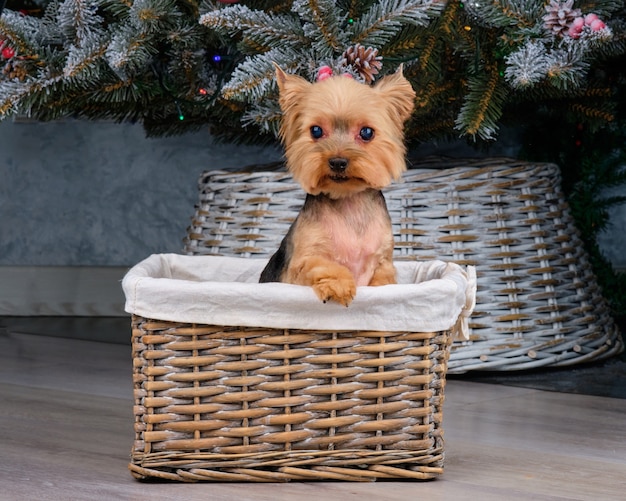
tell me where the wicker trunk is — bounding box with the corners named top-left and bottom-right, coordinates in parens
top-left (123, 255), bottom-right (475, 481)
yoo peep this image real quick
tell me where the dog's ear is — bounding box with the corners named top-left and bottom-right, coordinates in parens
top-left (273, 63), bottom-right (310, 112)
top-left (374, 66), bottom-right (416, 123)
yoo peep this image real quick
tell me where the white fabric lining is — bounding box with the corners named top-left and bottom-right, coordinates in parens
top-left (122, 254), bottom-right (476, 339)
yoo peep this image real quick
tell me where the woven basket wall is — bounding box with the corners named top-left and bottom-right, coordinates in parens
top-left (183, 157), bottom-right (623, 373)
top-left (130, 316), bottom-right (452, 481)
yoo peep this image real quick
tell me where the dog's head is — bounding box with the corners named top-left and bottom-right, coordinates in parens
top-left (275, 65), bottom-right (415, 198)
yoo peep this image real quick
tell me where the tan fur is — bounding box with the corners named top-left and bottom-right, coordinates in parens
top-left (271, 65), bottom-right (415, 305)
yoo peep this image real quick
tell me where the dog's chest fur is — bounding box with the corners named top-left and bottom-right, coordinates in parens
top-left (302, 190), bottom-right (392, 285)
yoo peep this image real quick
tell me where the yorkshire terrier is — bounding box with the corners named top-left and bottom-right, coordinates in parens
top-left (259, 65), bottom-right (416, 306)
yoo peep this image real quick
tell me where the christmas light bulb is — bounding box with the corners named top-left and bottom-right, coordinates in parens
top-left (175, 101), bottom-right (184, 121)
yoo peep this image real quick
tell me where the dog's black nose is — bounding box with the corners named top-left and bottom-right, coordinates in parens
top-left (328, 157), bottom-right (348, 172)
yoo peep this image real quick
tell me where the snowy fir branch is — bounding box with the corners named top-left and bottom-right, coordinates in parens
top-left (127, 0), bottom-right (186, 35)
top-left (56, 0), bottom-right (105, 47)
top-left (545, 45), bottom-right (591, 90)
top-left (242, 100), bottom-right (281, 135)
top-left (0, 9), bottom-right (48, 55)
top-left (64, 35), bottom-right (109, 80)
top-left (293, 0), bottom-right (348, 56)
top-left (0, 0), bottom-right (625, 143)
top-left (199, 3), bottom-right (307, 53)
top-left (352, 0), bottom-right (444, 47)
top-left (463, 0), bottom-right (544, 29)
top-left (220, 47), bottom-right (290, 101)
top-left (105, 26), bottom-right (155, 79)
top-left (504, 40), bottom-right (550, 88)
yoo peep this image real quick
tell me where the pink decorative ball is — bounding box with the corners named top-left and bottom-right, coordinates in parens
top-left (567, 17), bottom-right (584, 38)
top-left (316, 66), bottom-right (333, 81)
top-left (589, 19), bottom-right (606, 31)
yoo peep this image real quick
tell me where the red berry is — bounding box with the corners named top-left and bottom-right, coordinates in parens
top-left (2, 46), bottom-right (15, 59)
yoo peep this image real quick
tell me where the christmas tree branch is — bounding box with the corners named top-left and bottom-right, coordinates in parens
top-left (569, 102), bottom-right (615, 122)
top-left (418, 33), bottom-right (438, 70)
top-left (0, 10), bottom-right (45, 58)
top-left (0, 74), bottom-right (63, 118)
top-left (200, 4), bottom-right (306, 53)
top-left (293, 0), bottom-right (347, 56)
top-left (220, 49), bottom-right (285, 101)
top-left (352, 0), bottom-right (443, 47)
top-left (456, 67), bottom-right (507, 140)
top-left (439, 0), bottom-right (459, 36)
top-left (415, 80), bottom-right (455, 109)
top-left (464, 0), bottom-right (542, 29)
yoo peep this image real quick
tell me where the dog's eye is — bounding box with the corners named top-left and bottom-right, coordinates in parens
top-left (310, 126), bottom-right (324, 139)
top-left (359, 127), bottom-right (374, 141)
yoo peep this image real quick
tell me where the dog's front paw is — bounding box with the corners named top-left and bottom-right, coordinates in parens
top-left (369, 261), bottom-right (397, 286)
top-left (313, 275), bottom-right (357, 306)
top-left (288, 258), bottom-right (357, 306)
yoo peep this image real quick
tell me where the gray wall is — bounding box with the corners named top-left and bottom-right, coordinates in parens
top-left (597, 188), bottom-right (626, 270)
top-left (1, 119), bottom-right (624, 269)
top-left (0, 119), bottom-right (282, 266)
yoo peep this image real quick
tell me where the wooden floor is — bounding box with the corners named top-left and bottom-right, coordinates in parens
top-left (1, 331), bottom-right (625, 501)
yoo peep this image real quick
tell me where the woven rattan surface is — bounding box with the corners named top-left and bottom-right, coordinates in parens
top-left (130, 316), bottom-right (451, 481)
top-left (183, 157), bottom-right (623, 373)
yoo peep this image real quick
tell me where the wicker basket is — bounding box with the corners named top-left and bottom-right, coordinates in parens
top-left (183, 157), bottom-right (623, 373)
top-left (123, 255), bottom-right (475, 481)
